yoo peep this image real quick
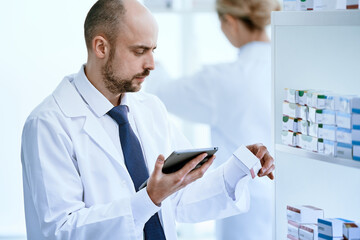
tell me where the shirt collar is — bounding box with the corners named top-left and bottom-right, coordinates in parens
top-left (73, 64), bottom-right (130, 117)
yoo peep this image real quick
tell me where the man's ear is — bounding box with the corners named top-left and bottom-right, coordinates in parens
top-left (92, 36), bottom-right (109, 59)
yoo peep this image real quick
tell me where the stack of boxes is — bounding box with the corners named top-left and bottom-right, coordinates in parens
top-left (318, 218), bottom-right (355, 239)
top-left (287, 205), bottom-right (324, 240)
top-left (283, 0), bottom-right (360, 11)
top-left (281, 88), bottom-right (360, 161)
top-left (286, 205), bottom-right (360, 239)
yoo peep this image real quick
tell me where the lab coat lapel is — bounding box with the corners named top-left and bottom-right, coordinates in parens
top-left (127, 94), bottom-right (158, 172)
top-left (53, 78), bottom-right (131, 182)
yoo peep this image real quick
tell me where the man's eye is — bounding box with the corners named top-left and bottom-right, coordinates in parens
top-left (135, 50), bottom-right (145, 55)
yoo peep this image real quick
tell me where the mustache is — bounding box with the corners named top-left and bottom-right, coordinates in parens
top-left (133, 69), bottom-right (150, 79)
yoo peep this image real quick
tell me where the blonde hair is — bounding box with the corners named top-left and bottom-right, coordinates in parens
top-left (216, 0), bottom-right (281, 30)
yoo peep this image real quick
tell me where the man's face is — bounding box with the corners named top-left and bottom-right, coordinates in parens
top-left (102, 8), bottom-right (158, 94)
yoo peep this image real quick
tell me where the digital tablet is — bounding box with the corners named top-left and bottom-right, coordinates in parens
top-left (138, 147), bottom-right (218, 190)
top-left (162, 147), bottom-right (218, 174)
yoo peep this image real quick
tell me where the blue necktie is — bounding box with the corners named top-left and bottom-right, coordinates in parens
top-left (108, 105), bottom-right (166, 240)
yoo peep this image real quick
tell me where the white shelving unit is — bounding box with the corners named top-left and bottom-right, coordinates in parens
top-left (272, 11), bottom-right (360, 239)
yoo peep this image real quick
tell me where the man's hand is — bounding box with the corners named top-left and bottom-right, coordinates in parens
top-left (146, 153), bottom-right (215, 206)
top-left (246, 143), bottom-right (275, 180)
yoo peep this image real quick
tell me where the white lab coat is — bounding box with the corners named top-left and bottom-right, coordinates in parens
top-left (21, 71), bottom-right (251, 240)
top-left (146, 41), bottom-right (275, 240)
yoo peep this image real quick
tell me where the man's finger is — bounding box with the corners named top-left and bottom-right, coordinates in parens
top-left (258, 153), bottom-right (274, 175)
top-left (177, 153), bottom-right (208, 176)
top-left (182, 155), bottom-right (215, 185)
top-left (153, 155), bottom-right (165, 176)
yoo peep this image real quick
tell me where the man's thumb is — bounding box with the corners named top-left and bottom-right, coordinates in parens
top-left (154, 154), bottom-right (165, 174)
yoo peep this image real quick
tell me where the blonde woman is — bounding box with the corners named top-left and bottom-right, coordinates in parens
top-left (146, 0), bottom-right (281, 239)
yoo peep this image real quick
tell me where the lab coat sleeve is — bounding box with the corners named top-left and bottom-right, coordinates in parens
top-left (145, 63), bottom-right (220, 124)
top-left (21, 115), bottom-right (159, 240)
top-left (171, 159), bottom-right (250, 223)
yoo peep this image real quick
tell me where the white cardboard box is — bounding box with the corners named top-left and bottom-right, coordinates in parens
top-left (335, 142), bottom-right (352, 159)
top-left (343, 222), bottom-right (360, 240)
top-left (285, 88), bottom-right (299, 103)
top-left (299, 224), bottom-right (318, 240)
top-left (298, 119), bottom-right (310, 135)
top-left (318, 218), bottom-right (354, 237)
top-left (298, 134), bottom-right (319, 152)
top-left (287, 205), bottom-right (324, 224)
top-left (283, 116), bottom-right (299, 132)
top-left (284, 101), bottom-right (301, 118)
top-left (288, 220), bottom-right (300, 238)
top-left (318, 124), bottom-right (336, 141)
top-left (324, 140), bottom-right (336, 156)
top-left (309, 108), bottom-right (336, 125)
top-left (335, 95), bottom-right (360, 113)
top-left (299, 90), bottom-right (310, 105)
top-left (233, 145), bottom-right (262, 179)
top-left (300, 105), bottom-right (309, 121)
top-left (336, 127), bottom-right (352, 145)
top-left (346, 0), bottom-right (360, 8)
top-left (282, 130), bottom-right (298, 147)
top-left (353, 145), bottom-right (360, 161)
top-left (336, 112), bottom-right (352, 129)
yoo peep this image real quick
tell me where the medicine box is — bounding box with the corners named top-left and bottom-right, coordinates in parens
top-left (298, 90), bottom-right (309, 105)
top-left (335, 95), bottom-right (360, 114)
top-left (318, 218), bottom-right (354, 237)
top-left (335, 142), bottom-right (352, 159)
top-left (325, 94), bottom-right (340, 110)
top-left (311, 92), bottom-right (327, 109)
top-left (318, 138), bottom-right (324, 154)
top-left (314, 0), bottom-right (346, 10)
top-left (335, 112), bottom-right (360, 130)
top-left (309, 123), bottom-right (336, 141)
top-left (298, 134), bottom-right (319, 152)
top-left (287, 205), bottom-right (324, 224)
top-left (324, 140), bottom-right (336, 156)
top-left (346, 0), bottom-right (360, 8)
top-left (288, 220), bottom-right (300, 238)
top-left (353, 145), bottom-right (360, 161)
top-left (285, 88), bottom-right (299, 103)
top-left (300, 105), bottom-right (309, 121)
top-left (343, 222), bottom-right (360, 240)
top-left (288, 234), bottom-right (300, 240)
top-left (353, 114), bottom-right (360, 127)
top-left (284, 101), bottom-right (301, 118)
top-left (283, 116), bottom-right (299, 132)
top-left (318, 235), bottom-right (342, 240)
top-left (282, 130), bottom-right (298, 147)
top-left (336, 112), bottom-right (351, 129)
top-left (353, 127), bottom-right (360, 145)
top-left (299, 224), bottom-right (318, 240)
top-left (298, 119), bottom-right (310, 135)
top-left (309, 108), bottom-right (336, 125)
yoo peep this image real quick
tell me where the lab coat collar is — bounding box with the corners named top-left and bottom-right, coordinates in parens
top-left (73, 65), bottom-right (114, 118)
top-left (237, 41), bottom-right (270, 59)
top-left (53, 68), bottom-right (131, 178)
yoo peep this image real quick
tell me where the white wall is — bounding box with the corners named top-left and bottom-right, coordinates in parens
top-left (0, 0), bottom-right (96, 236)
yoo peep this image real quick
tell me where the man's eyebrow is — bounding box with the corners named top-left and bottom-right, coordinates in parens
top-left (129, 45), bottom-right (157, 50)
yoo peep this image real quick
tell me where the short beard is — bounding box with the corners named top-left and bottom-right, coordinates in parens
top-left (101, 48), bottom-right (150, 94)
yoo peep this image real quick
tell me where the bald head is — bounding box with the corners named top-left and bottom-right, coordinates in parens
top-left (84, 0), bottom-right (157, 52)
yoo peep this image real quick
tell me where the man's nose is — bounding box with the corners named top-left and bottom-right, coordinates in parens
top-left (144, 52), bottom-right (155, 70)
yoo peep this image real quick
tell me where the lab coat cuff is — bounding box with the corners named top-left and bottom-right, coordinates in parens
top-left (131, 188), bottom-right (161, 229)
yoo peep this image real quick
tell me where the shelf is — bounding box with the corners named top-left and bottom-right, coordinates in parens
top-left (275, 144), bottom-right (360, 169)
top-left (272, 10), bottom-right (360, 26)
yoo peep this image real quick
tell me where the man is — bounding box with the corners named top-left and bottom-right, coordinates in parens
top-left (21, 0), bottom-right (275, 239)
